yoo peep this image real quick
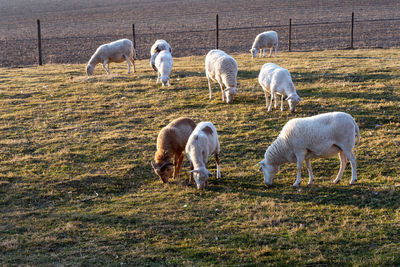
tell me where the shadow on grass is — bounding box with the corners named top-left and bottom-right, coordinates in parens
top-left (239, 183), bottom-right (400, 210)
top-left (292, 71), bottom-right (397, 84)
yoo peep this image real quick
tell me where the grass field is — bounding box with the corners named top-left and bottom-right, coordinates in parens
top-left (0, 49), bottom-right (399, 266)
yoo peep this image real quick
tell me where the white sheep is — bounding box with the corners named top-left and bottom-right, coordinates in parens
top-left (250, 31), bottom-right (278, 58)
top-left (259, 112), bottom-right (360, 187)
top-left (258, 63), bottom-right (301, 112)
top-left (185, 122), bottom-right (221, 190)
top-left (150, 39), bottom-right (172, 72)
top-left (155, 50), bottom-right (173, 86)
top-left (86, 39), bottom-right (136, 76)
top-left (205, 49), bottom-right (238, 104)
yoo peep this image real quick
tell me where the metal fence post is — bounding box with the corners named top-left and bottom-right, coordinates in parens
top-left (350, 12), bottom-right (354, 49)
top-left (37, 19), bottom-right (42, 65)
top-left (132, 24), bottom-right (136, 51)
top-left (216, 14), bottom-right (219, 49)
top-left (288, 18), bottom-right (292, 52)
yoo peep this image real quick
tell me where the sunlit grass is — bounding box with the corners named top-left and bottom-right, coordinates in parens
top-left (0, 49), bottom-right (399, 265)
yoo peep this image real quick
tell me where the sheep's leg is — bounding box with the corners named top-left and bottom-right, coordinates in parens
top-left (280, 94), bottom-right (284, 111)
top-left (268, 47), bottom-right (273, 57)
top-left (131, 58), bottom-right (136, 73)
top-left (268, 90), bottom-right (274, 112)
top-left (273, 92), bottom-right (278, 108)
top-left (207, 75), bottom-right (213, 99)
top-left (333, 150), bottom-right (347, 184)
top-left (190, 162), bottom-right (194, 184)
top-left (293, 152), bottom-right (305, 187)
top-left (343, 150), bottom-right (357, 185)
top-left (215, 152), bottom-right (221, 179)
top-left (125, 55), bottom-right (131, 74)
top-left (174, 153), bottom-right (184, 180)
top-left (156, 71), bottom-right (160, 84)
top-left (259, 49), bottom-right (263, 58)
top-left (103, 60), bottom-right (110, 74)
top-left (305, 158), bottom-right (314, 185)
top-left (219, 82), bottom-right (225, 102)
top-left (263, 88), bottom-right (270, 110)
top-left (274, 44), bottom-right (278, 57)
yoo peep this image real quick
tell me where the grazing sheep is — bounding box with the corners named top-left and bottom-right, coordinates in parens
top-left (205, 49), bottom-right (238, 104)
top-left (185, 122), bottom-right (221, 190)
top-left (250, 31), bottom-right (278, 58)
top-left (152, 117), bottom-right (196, 183)
top-left (150, 39), bottom-right (172, 72)
top-left (258, 63), bottom-right (301, 112)
top-left (155, 50), bottom-right (173, 87)
top-left (259, 112), bottom-right (360, 187)
top-left (86, 39), bottom-right (136, 76)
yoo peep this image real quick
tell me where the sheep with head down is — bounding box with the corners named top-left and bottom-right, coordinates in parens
top-left (152, 117), bottom-right (196, 183)
top-left (150, 39), bottom-right (172, 72)
top-left (258, 63), bottom-right (301, 112)
top-left (259, 112), bottom-right (360, 188)
top-left (86, 39), bottom-right (136, 76)
top-left (185, 122), bottom-right (221, 190)
top-left (250, 31), bottom-right (278, 58)
top-left (205, 49), bottom-right (238, 104)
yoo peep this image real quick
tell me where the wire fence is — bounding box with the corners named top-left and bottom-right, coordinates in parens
top-left (0, 15), bottom-right (399, 68)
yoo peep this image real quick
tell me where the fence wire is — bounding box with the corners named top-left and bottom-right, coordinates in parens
top-left (0, 17), bottom-right (399, 67)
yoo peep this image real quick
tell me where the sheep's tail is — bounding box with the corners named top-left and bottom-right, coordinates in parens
top-left (353, 118), bottom-right (360, 155)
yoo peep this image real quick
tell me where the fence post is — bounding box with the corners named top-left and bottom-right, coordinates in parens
top-left (216, 14), bottom-right (219, 49)
top-left (288, 18), bottom-right (292, 52)
top-left (37, 19), bottom-right (42, 66)
top-left (132, 24), bottom-right (136, 51)
top-left (350, 12), bottom-right (354, 49)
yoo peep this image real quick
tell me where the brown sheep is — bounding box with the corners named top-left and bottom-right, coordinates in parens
top-left (151, 117), bottom-right (196, 183)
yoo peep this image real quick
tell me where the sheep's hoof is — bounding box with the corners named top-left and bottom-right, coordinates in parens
top-left (333, 179), bottom-right (340, 184)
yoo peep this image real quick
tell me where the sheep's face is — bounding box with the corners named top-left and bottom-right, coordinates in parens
top-left (151, 161), bottom-right (174, 183)
top-left (259, 160), bottom-right (279, 187)
top-left (286, 95), bottom-right (301, 113)
top-left (250, 48), bottom-right (258, 58)
top-left (161, 75), bottom-right (170, 87)
top-left (224, 88), bottom-right (237, 104)
top-left (86, 65), bottom-right (94, 76)
top-left (191, 168), bottom-right (213, 190)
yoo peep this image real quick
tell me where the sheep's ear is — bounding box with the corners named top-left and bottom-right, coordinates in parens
top-left (190, 170), bottom-right (200, 174)
top-left (207, 170), bottom-right (214, 177)
top-left (285, 95), bottom-right (292, 101)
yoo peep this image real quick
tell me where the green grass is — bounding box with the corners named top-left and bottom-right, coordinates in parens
top-left (0, 49), bottom-right (399, 266)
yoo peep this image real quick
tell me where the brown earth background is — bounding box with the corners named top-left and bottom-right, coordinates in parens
top-left (0, 0), bottom-right (399, 67)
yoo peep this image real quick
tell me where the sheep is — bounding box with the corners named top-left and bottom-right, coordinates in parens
top-left (185, 122), bottom-right (221, 190)
top-left (205, 49), bottom-right (238, 104)
top-left (86, 39), bottom-right (136, 76)
top-left (151, 117), bottom-right (196, 183)
top-left (150, 39), bottom-right (172, 72)
top-left (258, 63), bottom-right (301, 112)
top-left (250, 31), bottom-right (278, 58)
top-left (259, 112), bottom-right (360, 187)
top-left (155, 50), bottom-right (173, 87)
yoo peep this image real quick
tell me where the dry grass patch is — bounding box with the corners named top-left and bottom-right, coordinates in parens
top-left (0, 49), bottom-right (399, 266)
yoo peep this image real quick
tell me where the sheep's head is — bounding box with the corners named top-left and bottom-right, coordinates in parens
top-left (224, 87), bottom-right (237, 104)
top-left (86, 64), bottom-right (94, 76)
top-left (250, 48), bottom-right (258, 58)
top-left (161, 75), bottom-right (170, 87)
top-left (151, 161), bottom-right (174, 183)
top-left (258, 160), bottom-right (279, 187)
top-left (190, 167), bottom-right (213, 190)
top-left (286, 94), bottom-right (301, 113)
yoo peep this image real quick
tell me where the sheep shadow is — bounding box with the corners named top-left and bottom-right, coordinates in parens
top-left (240, 183), bottom-right (400, 210)
top-left (292, 71), bottom-right (397, 84)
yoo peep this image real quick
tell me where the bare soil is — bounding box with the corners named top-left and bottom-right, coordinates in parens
top-left (0, 0), bottom-right (399, 67)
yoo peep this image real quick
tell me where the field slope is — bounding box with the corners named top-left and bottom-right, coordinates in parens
top-left (0, 49), bottom-right (399, 266)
